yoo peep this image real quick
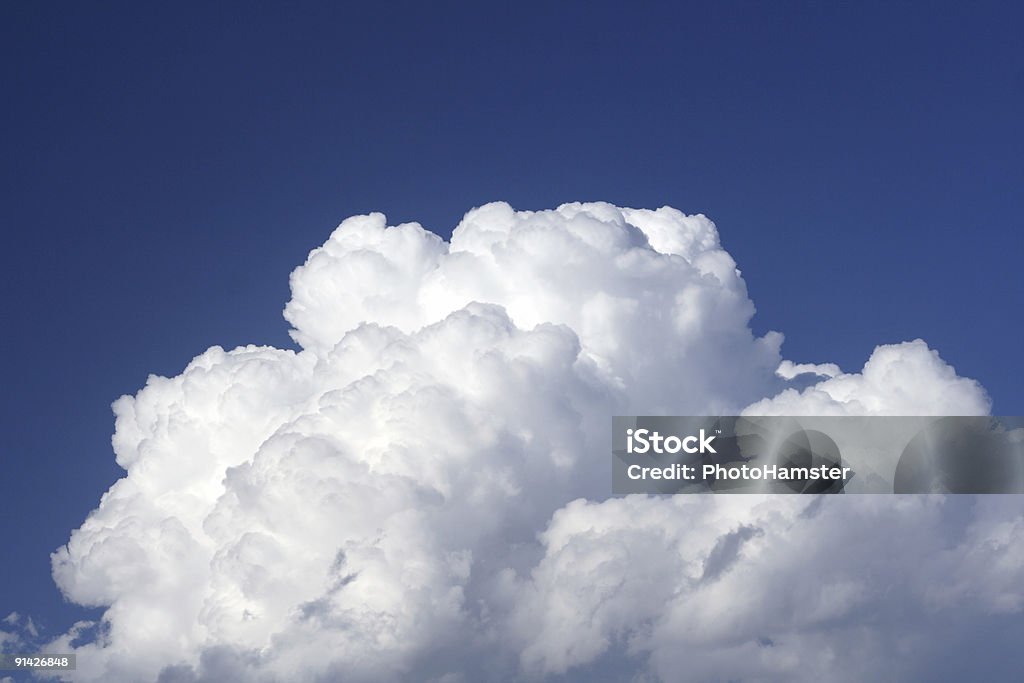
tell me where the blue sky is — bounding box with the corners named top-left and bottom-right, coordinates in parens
top-left (1, 0), bottom-right (1022, 661)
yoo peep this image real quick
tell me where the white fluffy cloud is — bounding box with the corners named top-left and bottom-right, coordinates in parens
top-left (754, 340), bottom-right (990, 416)
top-left (284, 202), bottom-right (783, 415)
top-left (46, 202), bottom-right (1017, 682)
top-left (509, 495), bottom-right (1024, 683)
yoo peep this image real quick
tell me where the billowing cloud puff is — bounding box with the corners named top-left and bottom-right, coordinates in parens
top-left (754, 340), bottom-right (990, 416)
top-left (45, 203), bottom-right (1016, 682)
top-left (284, 202), bottom-right (783, 415)
top-left (509, 495), bottom-right (1024, 683)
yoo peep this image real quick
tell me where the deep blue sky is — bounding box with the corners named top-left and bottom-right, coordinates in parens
top-left (1, 0), bottom-right (1022, 644)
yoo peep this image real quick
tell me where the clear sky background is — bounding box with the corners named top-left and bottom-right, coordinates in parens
top-left (2, 0), bottom-right (1022, 644)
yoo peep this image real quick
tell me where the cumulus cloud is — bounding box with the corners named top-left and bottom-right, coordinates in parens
top-left (754, 341), bottom-right (990, 416)
top-left (509, 495), bottom-right (1024, 683)
top-left (45, 202), bottom-right (1017, 682)
top-left (284, 202), bottom-right (783, 415)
